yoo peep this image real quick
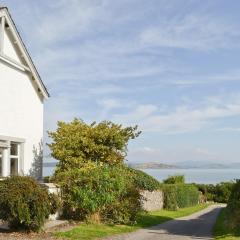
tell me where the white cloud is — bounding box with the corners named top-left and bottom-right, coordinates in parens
top-left (97, 99), bottom-right (122, 110)
top-left (111, 95), bottom-right (240, 134)
top-left (113, 104), bottom-right (158, 124)
top-left (140, 14), bottom-right (240, 51)
top-left (32, 1), bottom-right (106, 45)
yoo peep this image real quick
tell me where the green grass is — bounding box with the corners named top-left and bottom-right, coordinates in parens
top-left (56, 204), bottom-right (209, 240)
top-left (214, 208), bottom-right (240, 240)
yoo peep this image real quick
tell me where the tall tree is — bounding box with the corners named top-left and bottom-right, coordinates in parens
top-left (48, 119), bottom-right (140, 173)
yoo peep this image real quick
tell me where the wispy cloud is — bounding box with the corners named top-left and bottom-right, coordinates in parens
top-left (111, 94), bottom-right (240, 134)
top-left (140, 13), bottom-right (240, 51)
top-left (5, 0), bottom-right (240, 163)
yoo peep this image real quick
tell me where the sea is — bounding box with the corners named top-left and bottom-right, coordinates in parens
top-left (142, 168), bottom-right (240, 184)
top-left (43, 166), bottom-right (240, 184)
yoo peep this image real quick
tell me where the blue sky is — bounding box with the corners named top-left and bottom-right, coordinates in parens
top-left (3, 0), bottom-right (240, 163)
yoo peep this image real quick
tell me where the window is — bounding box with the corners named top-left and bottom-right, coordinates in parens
top-left (0, 136), bottom-right (24, 177)
top-left (10, 142), bottom-right (19, 175)
top-left (10, 143), bottom-right (18, 156)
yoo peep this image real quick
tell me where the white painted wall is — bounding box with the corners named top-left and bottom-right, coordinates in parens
top-left (3, 28), bottom-right (21, 63)
top-left (0, 10), bottom-right (47, 176)
top-left (0, 32), bottom-right (44, 174)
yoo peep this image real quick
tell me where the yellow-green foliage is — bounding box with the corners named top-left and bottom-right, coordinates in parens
top-left (48, 119), bottom-right (140, 173)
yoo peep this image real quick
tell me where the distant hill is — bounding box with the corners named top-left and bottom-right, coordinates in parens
top-left (43, 160), bottom-right (240, 169)
top-left (128, 162), bottom-right (179, 169)
top-left (173, 161), bottom-right (240, 169)
top-left (128, 161), bottom-right (240, 169)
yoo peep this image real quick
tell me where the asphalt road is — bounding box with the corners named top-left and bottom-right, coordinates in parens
top-left (104, 205), bottom-right (224, 240)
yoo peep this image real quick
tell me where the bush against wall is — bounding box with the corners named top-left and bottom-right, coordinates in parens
top-left (55, 164), bottom-right (142, 224)
top-left (162, 184), bottom-right (199, 210)
top-left (0, 176), bottom-right (56, 231)
top-left (128, 168), bottom-right (160, 191)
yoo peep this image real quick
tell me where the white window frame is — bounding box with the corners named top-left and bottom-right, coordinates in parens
top-left (0, 135), bottom-right (25, 176)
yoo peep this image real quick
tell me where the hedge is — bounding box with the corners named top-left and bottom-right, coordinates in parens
top-left (162, 184), bottom-right (200, 210)
top-left (225, 180), bottom-right (240, 229)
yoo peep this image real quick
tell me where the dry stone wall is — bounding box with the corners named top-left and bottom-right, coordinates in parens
top-left (141, 190), bottom-right (164, 211)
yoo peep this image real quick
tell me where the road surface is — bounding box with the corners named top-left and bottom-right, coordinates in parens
top-left (104, 205), bottom-right (224, 240)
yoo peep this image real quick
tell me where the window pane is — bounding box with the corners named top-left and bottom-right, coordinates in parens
top-left (10, 143), bottom-right (18, 156)
top-left (10, 158), bottom-right (18, 175)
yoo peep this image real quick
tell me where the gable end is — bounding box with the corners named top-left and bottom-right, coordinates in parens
top-left (0, 6), bottom-right (49, 99)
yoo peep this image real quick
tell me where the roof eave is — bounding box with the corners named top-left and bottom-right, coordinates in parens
top-left (0, 7), bottom-right (50, 99)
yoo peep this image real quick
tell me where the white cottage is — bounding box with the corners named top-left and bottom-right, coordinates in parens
top-left (0, 7), bottom-right (49, 177)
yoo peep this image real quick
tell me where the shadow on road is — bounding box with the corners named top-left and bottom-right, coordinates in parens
top-left (145, 206), bottom-right (222, 239)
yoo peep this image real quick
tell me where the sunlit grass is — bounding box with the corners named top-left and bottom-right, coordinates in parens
top-left (56, 204), bottom-right (209, 240)
top-left (214, 208), bottom-right (240, 240)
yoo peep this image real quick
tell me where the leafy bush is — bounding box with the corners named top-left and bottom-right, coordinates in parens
top-left (128, 168), bottom-right (160, 191)
top-left (0, 176), bottom-right (53, 231)
top-left (55, 164), bottom-right (142, 224)
top-left (214, 182), bottom-right (234, 203)
top-left (48, 119), bottom-right (141, 173)
top-left (195, 184), bottom-right (214, 201)
top-left (162, 184), bottom-right (199, 210)
top-left (195, 182), bottom-right (234, 203)
top-left (163, 175), bottom-right (185, 184)
top-left (225, 180), bottom-right (240, 229)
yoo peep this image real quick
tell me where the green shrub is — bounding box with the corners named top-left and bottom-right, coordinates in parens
top-left (195, 182), bottom-right (234, 203)
top-left (195, 183), bottom-right (215, 201)
top-left (128, 168), bottom-right (160, 191)
top-left (0, 176), bottom-right (53, 231)
top-left (225, 180), bottom-right (240, 229)
top-left (163, 175), bottom-right (185, 184)
top-left (55, 164), bottom-right (141, 224)
top-left (162, 184), bottom-right (199, 210)
top-left (214, 182), bottom-right (234, 203)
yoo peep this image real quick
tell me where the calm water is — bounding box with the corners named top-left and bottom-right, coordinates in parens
top-left (142, 168), bottom-right (240, 184)
top-left (43, 167), bottom-right (240, 184)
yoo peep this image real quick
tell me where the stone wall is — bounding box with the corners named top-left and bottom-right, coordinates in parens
top-left (42, 183), bottom-right (61, 220)
top-left (141, 190), bottom-right (164, 211)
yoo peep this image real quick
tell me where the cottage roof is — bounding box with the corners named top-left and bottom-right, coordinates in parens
top-left (0, 6), bottom-right (49, 98)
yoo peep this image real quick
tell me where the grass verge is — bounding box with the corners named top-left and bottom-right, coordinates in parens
top-left (214, 208), bottom-right (240, 240)
top-left (56, 204), bottom-right (209, 240)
